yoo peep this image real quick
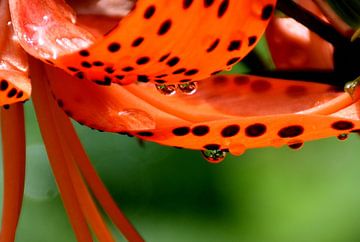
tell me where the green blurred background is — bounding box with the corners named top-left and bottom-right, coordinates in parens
top-left (1, 98), bottom-right (360, 242)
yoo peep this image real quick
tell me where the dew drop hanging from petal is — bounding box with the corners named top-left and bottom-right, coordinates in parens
top-left (201, 149), bottom-right (227, 164)
top-left (337, 134), bottom-right (348, 141)
top-left (178, 82), bottom-right (198, 95)
top-left (155, 84), bottom-right (177, 96)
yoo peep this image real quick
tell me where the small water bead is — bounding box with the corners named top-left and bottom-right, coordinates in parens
top-left (177, 81), bottom-right (198, 95)
top-left (155, 84), bottom-right (177, 96)
top-left (288, 142), bottom-right (304, 150)
top-left (201, 149), bottom-right (227, 163)
top-left (337, 133), bottom-right (348, 141)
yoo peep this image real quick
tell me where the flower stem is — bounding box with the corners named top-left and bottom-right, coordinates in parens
top-left (0, 103), bottom-right (25, 242)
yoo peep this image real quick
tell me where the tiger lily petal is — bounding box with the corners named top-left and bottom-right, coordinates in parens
top-left (1, 0), bottom-right (360, 241)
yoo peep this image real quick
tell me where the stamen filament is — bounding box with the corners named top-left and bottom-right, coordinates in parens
top-left (32, 57), bottom-right (144, 241)
top-left (51, 80), bottom-right (144, 242)
top-left (57, 129), bottom-right (114, 242)
top-left (30, 59), bottom-right (93, 242)
top-left (0, 103), bottom-right (26, 242)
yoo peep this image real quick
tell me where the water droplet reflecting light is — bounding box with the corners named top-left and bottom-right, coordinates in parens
top-left (178, 81), bottom-right (198, 95)
top-left (155, 84), bottom-right (176, 96)
top-left (201, 149), bottom-right (226, 163)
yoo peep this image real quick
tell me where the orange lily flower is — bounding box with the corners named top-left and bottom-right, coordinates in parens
top-left (0, 0), bottom-right (359, 241)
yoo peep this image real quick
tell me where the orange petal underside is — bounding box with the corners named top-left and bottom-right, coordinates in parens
top-left (0, 0), bottom-right (30, 106)
top-left (46, 66), bottom-right (360, 153)
top-left (266, 1), bottom-right (334, 70)
top-left (11, 0), bottom-right (276, 85)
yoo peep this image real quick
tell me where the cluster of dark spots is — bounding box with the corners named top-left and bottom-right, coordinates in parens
top-left (173, 68), bottom-right (186, 74)
top-left (105, 67), bottom-right (115, 74)
top-left (81, 61), bottom-right (92, 68)
top-left (192, 125), bottom-right (210, 136)
top-left (226, 57), bottom-right (241, 66)
top-left (218, 0), bottom-right (229, 18)
top-left (1, 80), bottom-right (9, 91)
top-left (122, 66), bottom-right (134, 72)
top-left (278, 125), bottom-right (304, 138)
top-left (285, 85), bottom-right (307, 98)
top-left (207, 39), bottom-right (220, 52)
top-left (221, 125), bottom-right (240, 137)
top-left (172, 127), bottom-right (190, 136)
top-left (107, 42), bottom-right (121, 52)
top-left (211, 70), bottom-right (222, 75)
top-left (94, 76), bottom-right (112, 86)
top-left (155, 74), bottom-right (168, 78)
top-left (245, 123), bottom-right (266, 137)
top-left (132, 37), bottom-right (144, 47)
top-left (183, 0), bottom-right (193, 9)
top-left (159, 53), bottom-right (171, 62)
top-left (137, 75), bottom-right (149, 83)
top-left (7, 87), bottom-right (17, 98)
top-left (75, 72), bottom-right (84, 79)
top-left (184, 69), bottom-right (199, 76)
top-left (250, 79), bottom-right (272, 92)
top-left (115, 75), bottom-right (124, 80)
top-left (16, 91), bottom-right (23, 99)
top-left (144, 5), bottom-right (156, 19)
top-left (234, 76), bottom-right (250, 85)
top-left (136, 56), bottom-right (150, 65)
top-left (248, 36), bottom-right (257, 46)
top-left (213, 75), bottom-right (228, 85)
top-left (79, 50), bottom-right (90, 57)
top-left (67, 67), bottom-right (79, 72)
top-left (93, 61), bottom-right (104, 66)
top-left (167, 57), bottom-right (180, 67)
top-left (204, 0), bottom-right (215, 8)
top-left (228, 40), bottom-right (242, 51)
top-left (158, 19), bottom-right (172, 35)
top-left (331, 121), bottom-right (354, 130)
top-left (261, 4), bottom-right (274, 20)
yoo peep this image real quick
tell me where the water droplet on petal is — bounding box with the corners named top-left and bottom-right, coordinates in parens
top-left (201, 149), bottom-right (227, 163)
top-left (117, 108), bottom-right (155, 130)
top-left (288, 142), bottom-right (304, 150)
top-left (155, 84), bottom-right (176, 96)
top-left (337, 133), bottom-right (348, 141)
top-left (178, 81), bottom-right (198, 95)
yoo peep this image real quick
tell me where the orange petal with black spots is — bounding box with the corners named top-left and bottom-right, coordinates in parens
top-left (45, 66), bottom-right (360, 152)
top-left (10, 0), bottom-right (276, 85)
top-left (0, 0), bottom-right (30, 106)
